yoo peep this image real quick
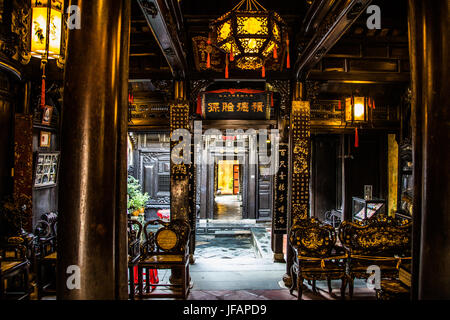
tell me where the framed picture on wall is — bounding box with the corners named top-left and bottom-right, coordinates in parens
top-left (40, 131), bottom-right (51, 148)
top-left (34, 152), bottom-right (60, 189)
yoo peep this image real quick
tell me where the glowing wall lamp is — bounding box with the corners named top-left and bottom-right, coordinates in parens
top-left (30, 0), bottom-right (64, 109)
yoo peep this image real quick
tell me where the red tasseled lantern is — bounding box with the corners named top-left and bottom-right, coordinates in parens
top-left (225, 53), bottom-right (229, 79)
top-left (355, 127), bottom-right (359, 148)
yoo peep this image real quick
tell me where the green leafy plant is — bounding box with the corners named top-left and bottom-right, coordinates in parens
top-left (127, 176), bottom-right (150, 212)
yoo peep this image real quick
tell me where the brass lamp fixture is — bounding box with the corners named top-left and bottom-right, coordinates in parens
top-left (345, 95), bottom-right (375, 148)
top-left (30, 0), bottom-right (65, 109)
top-left (210, 0), bottom-right (289, 78)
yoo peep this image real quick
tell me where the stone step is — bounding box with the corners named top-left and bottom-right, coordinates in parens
top-left (214, 230), bottom-right (252, 238)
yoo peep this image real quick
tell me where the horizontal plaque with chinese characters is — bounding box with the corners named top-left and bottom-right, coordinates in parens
top-left (202, 89), bottom-right (271, 120)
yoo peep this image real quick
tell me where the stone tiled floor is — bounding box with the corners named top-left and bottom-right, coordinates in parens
top-left (213, 195), bottom-right (242, 220)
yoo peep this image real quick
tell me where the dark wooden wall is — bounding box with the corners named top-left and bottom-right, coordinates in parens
top-left (311, 132), bottom-right (388, 222)
top-left (0, 71), bottom-right (14, 198)
top-left (311, 134), bottom-right (339, 221)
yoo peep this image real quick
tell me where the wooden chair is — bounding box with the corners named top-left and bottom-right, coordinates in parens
top-left (289, 218), bottom-right (348, 300)
top-left (128, 219), bottom-right (142, 300)
top-left (34, 212), bottom-right (58, 300)
top-left (0, 243), bottom-right (31, 300)
top-left (138, 219), bottom-right (190, 299)
top-left (338, 215), bottom-right (412, 299)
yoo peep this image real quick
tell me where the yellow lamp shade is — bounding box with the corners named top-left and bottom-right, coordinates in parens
top-left (345, 96), bottom-right (368, 123)
top-left (31, 0), bottom-right (63, 59)
top-left (353, 97), bottom-right (366, 121)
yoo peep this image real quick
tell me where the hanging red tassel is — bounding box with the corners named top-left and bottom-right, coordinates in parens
top-left (225, 53), bottom-right (229, 79)
top-left (372, 99), bottom-right (375, 110)
top-left (262, 64), bottom-right (266, 78)
top-left (271, 92), bottom-right (274, 107)
top-left (206, 34), bottom-right (211, 68)
top-left (286, 39), bottom-right (291, 69)
top-left (41, 76), bottom-right (46, 109)
top-left (338, 100), bottom-right (342, 110)
top-left (196, 94), bottom-right (203, 115)
top-left (355, 127), bottom-right (359, 148)
top-left (230, 45), bottom-right (234, 62)
top-left (273, 45), bottom-right (278, 59)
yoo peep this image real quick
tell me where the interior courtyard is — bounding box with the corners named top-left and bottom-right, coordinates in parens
top-left (0, 0), bottom-right (449, 303)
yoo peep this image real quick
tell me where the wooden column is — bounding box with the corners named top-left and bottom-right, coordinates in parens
top-left (408, 0), bottom-right (450, 299)
top-left (170, 80), bottom-right (190, 222)
top-left (272, 143), bottom-right (288, 262)
top-left (13, 114), bottom-right (33, 232)
top-left (285, 82), bottom-right (311, 285)
top-left (57, 0), bottom-right (130, 300)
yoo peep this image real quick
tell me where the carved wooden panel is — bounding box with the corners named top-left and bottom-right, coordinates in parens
top-left (170, 103), bottom-right (190, 221)
top-left (291, 101), bottom-right (311, 224)
top-left (273, 143), bottom-right (288, 233)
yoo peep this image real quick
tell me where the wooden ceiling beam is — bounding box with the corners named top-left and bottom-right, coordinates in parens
top-left (137, 0), bottom-right (188, 78)
top-left (295, 0), bottom-right (373, 80)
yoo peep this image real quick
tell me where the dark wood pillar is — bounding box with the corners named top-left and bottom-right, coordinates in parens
top-left (57, 0), bottom-right (130, 300)
top-left (170, 81), bottom-right (190, 283)
top-left (408, 0), bottom-right (450, 300)
top-left (284, 82), bottom-right (311, 286)
top-left (13, 114), bottom-right (33, 232)
top-left (272, 143), bottom-right (288, 263)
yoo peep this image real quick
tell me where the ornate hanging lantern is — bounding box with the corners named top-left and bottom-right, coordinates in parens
top-left (210, 0), bottom-right (288, 77)
top-left (345, 96), bottom-right (374, 148)
top-left (31, 0), bottom-right (64, 60)
top-left (30, 0), bottom-right (65, 109)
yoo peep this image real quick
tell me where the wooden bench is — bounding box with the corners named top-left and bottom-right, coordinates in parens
top-left (137, 219), bottom-right (190, 299)
top-left (34, 212), bottom-right (58, 299)
top-left (338, 215), bottom-right (412, 299)
top-left (289, 218), bottom-right (348, 300)
top-left (0, 243), bottom-right (31, 300)
top-left (128, 219), bottom-right (142, 300)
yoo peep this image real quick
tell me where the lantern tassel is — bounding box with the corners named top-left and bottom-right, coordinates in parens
top-left (207, 34), bottom-right (211, 68)
top-left (286, 39), bottom-right (291, 69)
top-left (225, 54), bottom-right (229, 79)
top-left (273, 45), bottom-right (278, 59)
top-left (355, 127), bottom-right (359, 148)
top-left (197, 94), bottom-right (203, 115)
top-left (372, 99), bottom-right (375, 110)
top-left (41, 76), bottom-right (46, 109)
top-left (262, 64), bottom-right (266, 78)
top-left (338, 100), bottom-right (342, 110)
top-left (230, 45), bottom-right (234, 62)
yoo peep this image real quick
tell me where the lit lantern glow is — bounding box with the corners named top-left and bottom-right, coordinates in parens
top-left (345, 96), bottom-right (368, 123)
top-left (211, 0), bottom-right (287, 71)
top-left (345, 96), bottom-right (373, 148)
top-left (31, 0), bottom-right (64, 59)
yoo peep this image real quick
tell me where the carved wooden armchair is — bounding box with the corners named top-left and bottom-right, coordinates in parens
top-left (128, 219), bottom-right (142, 300)
top-left (34, 212), bottom-right (58, 300)
top-left (338, 215), bottom-right (412, 299)
top-left (137, 219), bottom-right (190, 299)
top-left (289, 218), bottom-right (348, 300)
top-left (0, 243), bottom-right (31, 300)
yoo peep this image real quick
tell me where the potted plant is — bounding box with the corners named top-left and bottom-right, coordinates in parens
top-left (127, 176), bottom-right (149, 217)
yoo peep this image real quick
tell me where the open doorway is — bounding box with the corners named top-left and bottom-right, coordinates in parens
top-left (214, 160), bottom-right (242, 220)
